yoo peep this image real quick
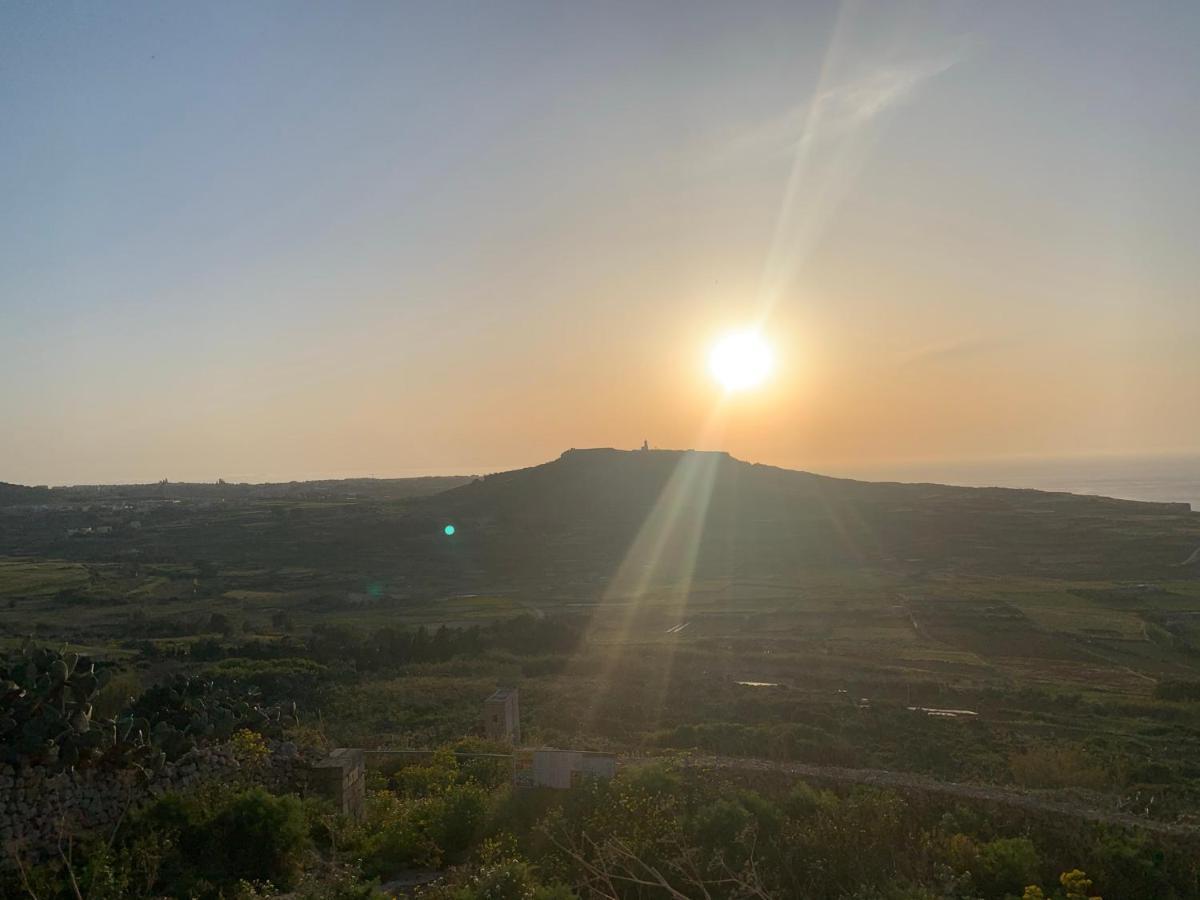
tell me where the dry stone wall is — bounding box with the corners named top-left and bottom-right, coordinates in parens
top-left (0, 740), bottom-right (306, 862)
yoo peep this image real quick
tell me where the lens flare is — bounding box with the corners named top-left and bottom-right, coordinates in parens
top-left (708, 330), bottom-right (773, 392)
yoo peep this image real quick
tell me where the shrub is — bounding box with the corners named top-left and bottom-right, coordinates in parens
top-left (446, 858), bottom-right (540, 900)
top-left (451, 737), bottom-right (516, 789)
top-left (292, 864), bottom-right (383, 899)
top-left (1060, 868), bottom-right (1101, 900)
top-left (428, 842), bottom-right (578, 900)
top-left (621, 761), bottom-right (682, 797)
top-left (975, 837), bottom-right (1041, 897)
top-left (230, 728), bottom-right (271, 767)
top-left (205, 788), bottom-right (311, 888)
top-left (203, 657), bottom-right (332, 704)
top-left (434, 783), bottom-right (490, 856)
top-left (689, 798), bottom-right (752, 853)
top-left (25, 786), bottom-right (317, 897)
top-left (92, 669), bottom-right (143, 718)
top-left (362, 782), bottom-right (489, 875)
top-left (782, 781), bottom-right (838, 819)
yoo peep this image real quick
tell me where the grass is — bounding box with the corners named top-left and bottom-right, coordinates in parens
top-left (0, 557), bottom-right (91, 597)
top-left (1, 486), bottom-right (1199, 816)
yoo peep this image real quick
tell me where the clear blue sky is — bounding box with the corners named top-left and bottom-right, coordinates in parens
top-left (3, 2), bottom-right (1198, 483)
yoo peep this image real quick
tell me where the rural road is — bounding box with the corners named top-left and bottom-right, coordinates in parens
top-left (635, 754), bottom-right (1200, 838)
top-left (380, 748), bottom-right (1197, 837)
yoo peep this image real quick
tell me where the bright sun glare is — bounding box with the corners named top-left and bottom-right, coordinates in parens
top-left (708, 330), bottom-right (773, 392)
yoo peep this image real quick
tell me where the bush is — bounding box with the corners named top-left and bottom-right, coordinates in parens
top-left (437, 858), bottom-right (577, 900)
top-left (119, 786), bottom-right (311, 894)
top-left (783, 781), bottom-right (838, 819)
top-left (92, 669), bottom-right (143, 718)
top-left (0, 786), bottom-right (317, 898)
top-left (204, 788), bottom-right (311, 888)
top-left (361, 782), bottom-right (490, 874)
top-left (434, 783), bottom-right (491, 856)
top-left (451, 737), bottom-right (516, 789)
top-left (689, 798), bottom-right (752, 852)
top-left (976, 837), bottom-right (1042, 897)
top-left (427, 842), bottom-right (578, 900)
top-left (203, 657), bottom-right (332, 704)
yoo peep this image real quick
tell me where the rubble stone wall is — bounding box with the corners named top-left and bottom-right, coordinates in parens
top-left (0, 741), bottom-right (304, 862)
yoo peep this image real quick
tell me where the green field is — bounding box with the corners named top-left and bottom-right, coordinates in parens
top-left (3, 453), bottom-right (1200, 896)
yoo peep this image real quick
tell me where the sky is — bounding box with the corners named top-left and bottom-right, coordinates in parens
top-left (2, 1), bottom-right (1198, 485)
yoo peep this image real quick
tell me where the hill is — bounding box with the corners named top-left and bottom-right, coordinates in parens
top-left (419, 448), bottom-right (1200, 583)
top-left (0, 482), bottom-right (53, 506)
top-left (0, 475), bottom-right (474, 505)
top-left (5, 446), bottom-right (1200, 853)
top-left (2, 449), bottom-right (1195, 593)
top-left (0, 448), bottom-right (1195, 638)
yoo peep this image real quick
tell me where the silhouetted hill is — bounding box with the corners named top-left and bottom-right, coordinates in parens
top-left (0, 482), bottom-right (53, 506)
top-left (433, 448), bottom-right (828, 521)
top-left (417, 448), bottom-right (1200, 582)
top-left (0, 475), bottom-right (473, 505)
top-left (2, 450), bottom-right (1195, 588)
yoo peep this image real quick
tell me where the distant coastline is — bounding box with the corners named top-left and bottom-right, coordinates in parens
top-left (835, 453), bottom-right (1200, 511)
top-left (12, 452), bottom-right (1199, 511)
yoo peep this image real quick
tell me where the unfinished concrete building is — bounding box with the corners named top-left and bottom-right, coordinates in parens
top-left (310, 748), bottom-right (366, 820)
top-left (483, 687), bottom-right (520, 744)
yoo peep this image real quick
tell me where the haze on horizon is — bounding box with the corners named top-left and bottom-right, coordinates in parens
top-left (3, 1), bottom-right (1198, 487)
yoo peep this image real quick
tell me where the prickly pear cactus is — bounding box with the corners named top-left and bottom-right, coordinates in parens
top-left (0, 640), bottom-right (162, 772)
top-left (2, 642), bottom-right (293, 772)
top-left (129, 674), bottom-right (292, 761)
top-left (0, 640), bottom-right (104, 769)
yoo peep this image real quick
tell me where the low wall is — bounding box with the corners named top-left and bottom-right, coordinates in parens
top-left (0, 741), bottom-right (306, 862)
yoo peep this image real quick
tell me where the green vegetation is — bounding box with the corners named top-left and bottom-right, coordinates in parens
top-left (7, 784), bottom-right (313, 899)
top-left (0, 642), bottom-right (293, 773)
top-left (2, 451), bottom-right (1199, 896)
top-left (7, 751), bottom-right (1197, 898)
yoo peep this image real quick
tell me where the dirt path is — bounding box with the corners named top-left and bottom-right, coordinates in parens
top-left (896, 593), bottom-right (937, 644)
top-left (633, 755), bottom-right (1199, 838)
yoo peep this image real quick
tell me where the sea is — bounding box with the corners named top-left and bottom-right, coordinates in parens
top-left (836, 454), bottom-right (1200, 511)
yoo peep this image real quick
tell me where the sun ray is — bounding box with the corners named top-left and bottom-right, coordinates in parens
top-left (576, 416), bottom-right (726, 738)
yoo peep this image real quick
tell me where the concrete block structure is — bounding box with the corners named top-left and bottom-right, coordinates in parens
top-left (483, 687), bottom-right (521, 744)
top-left (512, 749), bottom-right (617, 789)
top-left (310, 748), bottom-right (366, 820)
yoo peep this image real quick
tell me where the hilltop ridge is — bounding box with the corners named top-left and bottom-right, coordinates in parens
top-left (2, 449), bottom-right (1195, 588)
top-left (416, 447), bottom-right (1198, 582)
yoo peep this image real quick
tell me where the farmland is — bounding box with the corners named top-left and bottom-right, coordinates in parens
top-left (3, 450), bottom-right (1200, 896)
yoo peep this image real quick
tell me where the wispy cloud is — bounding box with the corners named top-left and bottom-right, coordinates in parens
top-left (710, 50), bottom-right (965, 168)
top-left (897, 334), bottom-right (1019, 369)
top-left (705, 9), bottom-right (971, 326)
top-left (813, 53), bottom-right (962, 133)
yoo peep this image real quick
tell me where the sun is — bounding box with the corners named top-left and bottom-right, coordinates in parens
top-left (708, 330), bottom-right (773, 392)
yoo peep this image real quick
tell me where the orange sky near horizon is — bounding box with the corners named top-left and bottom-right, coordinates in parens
top-left (2, 3), bottom-right (1198, 485)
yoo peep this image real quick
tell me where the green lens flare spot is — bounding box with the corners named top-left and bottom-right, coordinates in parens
top-left (443, 524), bottom-right (456, 536)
